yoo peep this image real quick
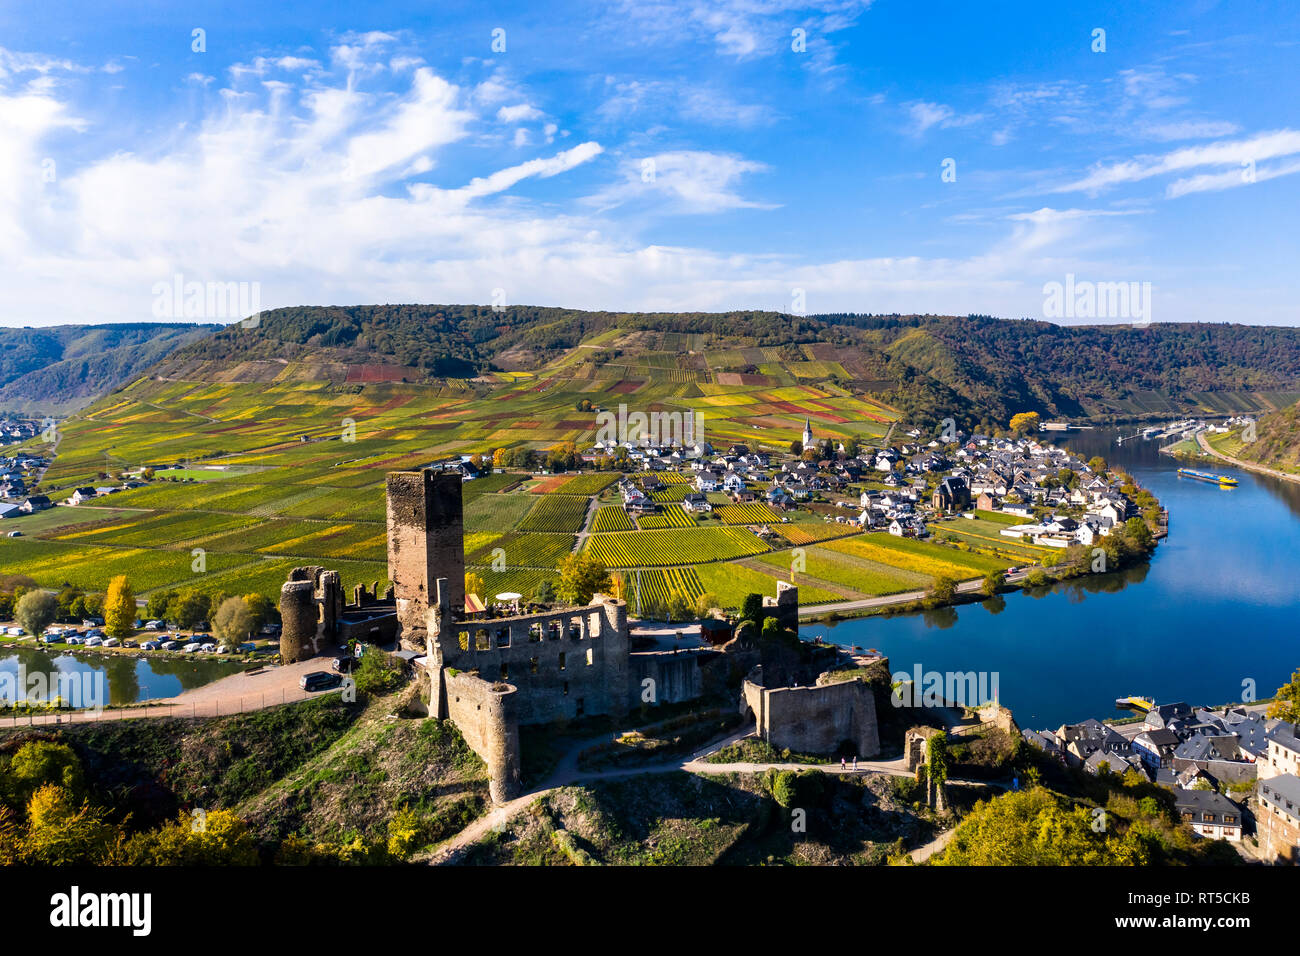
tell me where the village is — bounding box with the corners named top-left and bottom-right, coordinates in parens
top-left (1026, 700), bottom-right (1300, 863)
top-left (591, 418), bottom-right (1151, 550)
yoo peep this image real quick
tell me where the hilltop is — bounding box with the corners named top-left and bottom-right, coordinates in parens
top-left (0, 323), bottom-right (220, 417)
top-left (141, 306), bottom-right (1300, 426)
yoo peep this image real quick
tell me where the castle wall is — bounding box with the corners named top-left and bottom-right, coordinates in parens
top-left (437, 596), bottom-right (630, 725)
top-left (629, 652), bottom-right (709, 709)
top-left (443, 670), bottom-right (521, 803)
top-left (743, 674), bottom-right (880, 758)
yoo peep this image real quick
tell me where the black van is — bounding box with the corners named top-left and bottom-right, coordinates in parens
top-left (300, 671), bottom-right (343, 692)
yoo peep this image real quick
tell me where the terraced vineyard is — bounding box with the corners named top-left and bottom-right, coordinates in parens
top-left (3, 323), bottom-right (902, 610)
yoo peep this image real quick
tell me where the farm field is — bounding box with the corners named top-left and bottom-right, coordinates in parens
top-left (4, 326), bottom-right (902, 609)
top-left (821, 532), bottom-right (1012, 580)
top-left (753, 546), bottom-right (929, 597)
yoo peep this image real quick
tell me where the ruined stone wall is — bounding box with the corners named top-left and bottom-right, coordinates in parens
top-left (628, 651), bottom-right (711, 709)
top-left (443, 669), bottom-right (521, 803)
top-left (386, 470), bottom-right (465, 649)
top-left (744, 674), bottom-right (880, 758)
top-left (436, 596), bottom-right (630, 725)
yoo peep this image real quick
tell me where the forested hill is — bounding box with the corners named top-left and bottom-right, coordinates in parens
top-left (147, 305), bottom-right (1300, 426)
top-left (0, 323), bottom-right (220, 416)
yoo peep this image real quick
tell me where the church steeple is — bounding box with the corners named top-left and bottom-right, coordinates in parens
top-left (802, 419), bottom-right (813, 449)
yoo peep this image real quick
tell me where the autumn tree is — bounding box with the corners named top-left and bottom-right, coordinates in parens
top-left (103, 575), bottom-right (136, 638)
top-left (1009, 412), bottom-right (1041, 435)
top-left (556, 553), bottom-right (612, 606)
top-left (1268, 668), bottom-right (1300, 723)
top-left (465, 571), bottom-right (486, 601)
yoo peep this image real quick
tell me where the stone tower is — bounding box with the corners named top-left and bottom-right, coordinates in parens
top-left (386, 470), bottom-right (465, 649)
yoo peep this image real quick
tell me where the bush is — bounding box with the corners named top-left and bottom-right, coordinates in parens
top-left (353, 650), bottom-right (406, 697)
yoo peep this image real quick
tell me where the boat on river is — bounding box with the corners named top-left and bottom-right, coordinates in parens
top-left (1177, 468), bottom-right (1238, 486)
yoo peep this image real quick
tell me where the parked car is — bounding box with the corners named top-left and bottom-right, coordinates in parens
top-left (300, 671), bottom-right (343, 692)
top-left (65, 636), bottom-right (83, 646)
top-left (141, 641), bottom-right (161, 651)
top-left (84, 629), bottom-right (104, 639)
top-left (331, 655), bottom-right (357, 673)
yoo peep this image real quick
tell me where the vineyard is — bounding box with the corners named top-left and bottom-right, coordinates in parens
top-left (714, 502), bottom-right (782, 525)
top-left (636, 504), bottom-right (696, 529)
top-left (583, 527), bottom-right (769, 567)
top-left (517, 494), bottom-right (590, 533)
top-left (590, 505), bottom-right (635, 532)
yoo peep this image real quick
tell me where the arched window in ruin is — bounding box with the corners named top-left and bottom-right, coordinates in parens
top-left (528, 623), bottom-right (543, 643)
top-left (495, 627), bottom-right (510, 648)
top-left (474, 628), bottom-right (490, 651)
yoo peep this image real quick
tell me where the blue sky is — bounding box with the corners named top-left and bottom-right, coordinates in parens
top-left (2, 0), bottom-right (1298, 326)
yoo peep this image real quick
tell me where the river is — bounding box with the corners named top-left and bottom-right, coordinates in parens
top-left (802, 428), bottom-right (1300, 730)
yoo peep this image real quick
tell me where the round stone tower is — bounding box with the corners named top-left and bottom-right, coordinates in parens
top-left (279, 579), bottom-right (318, 662)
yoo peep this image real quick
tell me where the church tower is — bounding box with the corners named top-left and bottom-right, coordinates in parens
top-left (802, 419), bottom-right (814, 450)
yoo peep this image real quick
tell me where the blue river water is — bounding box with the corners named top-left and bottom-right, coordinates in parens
top-left (801, 429), bottom-right (1300, 730)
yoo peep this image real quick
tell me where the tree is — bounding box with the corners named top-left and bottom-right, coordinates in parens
top-left (166, 589), bottom-right (210, 630)
top-left (464, 571), bottom-right (486, 600)
top-left (739, 592), bottom-right (765, 625)
top-left (789, 440), bottom-right (803, 456)
top-left (212, 597), bottom-right (255, 649)
top-left (694, 591), bottom-right (719, 619)
top-left (666, 592), bottom-right (692, 623)
top-left (981, 570), bottom-right (1005, 597)
top-left (15, 590), bottom-right (57, 637)
top-left (21, 784), bottom-right (117, 866)
top-left (927, 575), bottom-right (957, 605)
top-left (145, 589), bottom-right (176, 621)
top-left (1009, 412), bottom-right (1040, 435)
top-left (935, 788), bottom-right (1152, 866)
top-left (1088, 456), bottom-right (1108, 474)
top-left (4, 741), bottom-right (84, 808)
top-left (1267, 668), bottom-right (1300, 723)
top-left (103, 576), bottom-right (135, 638)
top-left (243, 593), bottom-right (275, 631)
top-left (532, 579), bottom-right (557, 604)
top-left (1124, 516), bottom-right (1153, 551)
top-left (556, 553), bottom-right (612, 606)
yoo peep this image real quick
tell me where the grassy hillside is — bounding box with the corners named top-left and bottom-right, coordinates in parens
top-left (0, 322), bottom-right (220, 416)
top-left (1208, 401), bottom-right (1300, 475)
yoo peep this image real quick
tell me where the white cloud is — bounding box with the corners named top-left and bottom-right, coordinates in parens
top-left (1058, 128), bottom-right (1300, 194)
top-left (585, 151), bottom-right (775, 214)
top-left (498, 103), bottom-right (544, 123)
